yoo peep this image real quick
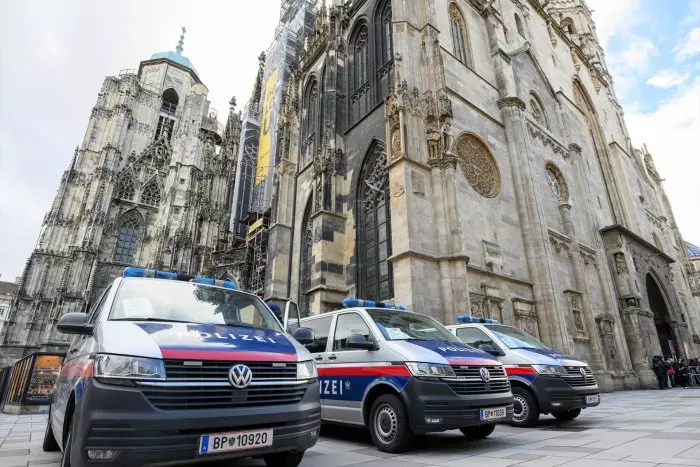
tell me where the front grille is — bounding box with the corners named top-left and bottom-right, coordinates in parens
top-left (563, 366), bottom-right (596, 387)
top-left (446, 365), bottom-right (511, 395)
top-left (139, 359), bottom-right (305, 410)
top-left (141, 383), bottom-right (308, 410)
top-left (164, 359), bottom-right (297, 381)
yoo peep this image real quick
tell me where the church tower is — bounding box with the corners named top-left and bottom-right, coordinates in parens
top-left (0, 29), bottom-right (241, 366)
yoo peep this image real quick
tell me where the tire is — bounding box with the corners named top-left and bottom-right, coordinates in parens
top-left (552, 408), bottom-right (581, 421)
top-left (510, 387), bottom-right (539, 428)
top-left (42, 410), bottom-right (60, 452)
top-left (368, 394), bottom-right (413, 453)
top-left (263, 450), bottom-right (305, 467)
top-left (60, 418), bottom-right (73, 467)
top-left (459, 424), bottom-right (496, 439)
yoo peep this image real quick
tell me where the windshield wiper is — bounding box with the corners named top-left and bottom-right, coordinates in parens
top-left (112, 317), bottom-right (202, 324)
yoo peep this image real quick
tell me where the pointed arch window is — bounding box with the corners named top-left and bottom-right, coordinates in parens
top-left (449, 3), bottom-right (473, 69)
top-left (529, 93), bottom-right (549, 129)
top-left (299, 200), bottom-right (314, 316)
top-left (303, 79), bottom-right (319, 163)
top-left (377, 1), bottom-right (395, 99)
top-left (354, 26), bottom-right (369, 92)
top-left (114, 211), bottom-right (140, 264)
top-left (140, 178), bottom-right (162, 206)
top-left (161, 88), bottom-right (179, 115)
top-left (114, 175), bottom-right (135, 201)
top-left (357, 144), bottom-right (393, 301)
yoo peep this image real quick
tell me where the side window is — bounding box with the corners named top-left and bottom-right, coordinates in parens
top-left (303, 315), bottom-right (333, 353)
top-left (333, 313), bottom-right (373, 351)
top-left (87, 287), bottom-right (111, 324)
top-left (456, 327), bottom-right (495, 349)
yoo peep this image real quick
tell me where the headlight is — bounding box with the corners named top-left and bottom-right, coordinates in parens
top-left (94, 354), bottom-right (165, 381)
top-left (297, 360), bottom-right (317, 380)
top-left (532, 364), bottom-right (567, 376)
top-left (406, 362), bottom-right (456, 378)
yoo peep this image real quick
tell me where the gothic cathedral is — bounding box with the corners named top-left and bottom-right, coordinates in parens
top-left (0, 33), bottom-right (242, 366)
top-left (264, 0), bottom-right (700, 391)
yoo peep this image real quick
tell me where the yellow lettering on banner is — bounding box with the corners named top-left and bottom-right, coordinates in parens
top-left (255, 68), bottom-right (279, 186)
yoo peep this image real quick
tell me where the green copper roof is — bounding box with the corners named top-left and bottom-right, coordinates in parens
top-left (149, 51), bottom-right (198, 76)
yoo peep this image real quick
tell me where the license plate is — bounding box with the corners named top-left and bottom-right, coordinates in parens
top-left (586, 395), bottom-right (599, 405)
top-left (480, 407), bottom-right (507, 421)
top-left (198, 429), bottom-right (273, 455)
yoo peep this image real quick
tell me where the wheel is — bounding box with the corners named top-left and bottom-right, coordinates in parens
top-left (42, 409), bottom-right (60, 452)
top-left (368, 394), bottom-right (413, 453)
top-left (552, 408), bottom-right (581, 421)
top-left (459, 424), bottom-right (496, 439)
top-left (510, 387), bottom-right (539, 428)
top-left (263, 450), bottom-right (305, 467)
top-left (60, 418), bottom-right (73, 467)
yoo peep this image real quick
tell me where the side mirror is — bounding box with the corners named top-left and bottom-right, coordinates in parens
top-left (293, 327), bottom-right (315, 346)
top-left (479, 343), bottom-right (505, 357)
top-left (57, 313), bottom-right (93, 335)
top-left (346, 334), bottom-right (378, 351)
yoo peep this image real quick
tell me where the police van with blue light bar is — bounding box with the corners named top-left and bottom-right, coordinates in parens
top-left (296, 299), bottom-right (514, 453)
top-left (43, 267), bottom-right (321, 467)
top-left (446, 316), bottom-right (600, 427)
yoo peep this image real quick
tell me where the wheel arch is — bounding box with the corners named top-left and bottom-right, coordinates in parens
top-left (362, 382), bottom-right (402, 426)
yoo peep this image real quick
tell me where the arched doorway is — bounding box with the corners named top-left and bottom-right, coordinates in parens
top-left (647, 274), bottom-right (677, 358)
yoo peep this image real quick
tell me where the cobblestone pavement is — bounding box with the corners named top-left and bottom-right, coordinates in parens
top-left (3, 389), bottom-right (700, 466)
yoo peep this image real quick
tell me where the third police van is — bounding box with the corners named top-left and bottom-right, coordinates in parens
top-left (446, 317), bottom-right (600, 428)
top-left (295, 299), bottom-right (514, 453)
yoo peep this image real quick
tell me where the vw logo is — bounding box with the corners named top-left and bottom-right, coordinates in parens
top-left (479, 367), bottom-right (491, 382)
top-left (228, 364), bottom-right (253, 389)
top-left (579, 367), bottom-right (587, 378)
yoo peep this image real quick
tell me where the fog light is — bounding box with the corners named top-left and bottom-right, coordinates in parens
top-left (86, 449), bottom-right (120, 460)
top-left (425, 417), bottom-right (442, 424)
top-left (551, 402), bottom-right (562, 407)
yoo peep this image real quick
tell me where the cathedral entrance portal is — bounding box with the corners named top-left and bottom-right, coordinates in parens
top-left (647, 274), bottom-right (677, 358)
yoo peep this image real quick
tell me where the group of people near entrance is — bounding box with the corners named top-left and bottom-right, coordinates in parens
top-left (652, 355), bottom-right (700, 389)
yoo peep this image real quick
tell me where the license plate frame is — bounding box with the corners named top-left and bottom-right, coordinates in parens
top-left (585, 394), bottom-right (599, 405)
top-left (198, 428), bottom-right (273, 455)
top-left (479, 406), bottom-right (507, 421)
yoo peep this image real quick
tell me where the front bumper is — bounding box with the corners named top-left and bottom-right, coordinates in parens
top-left (400, 378), bottom-right (513, 434)
top-left (530, 376), bottom-right (599, 413)
top-left (70, 378), bottom-right (321, 467)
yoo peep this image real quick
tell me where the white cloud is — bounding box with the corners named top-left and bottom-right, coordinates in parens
top-left (647, 70), bottom-right (691, 88)
top-left (586, 0), bottom-right (644, 48)
top-left (626, 77), bottom-right (700, 243)
top-left (616, 36), bottom-right (659, 73)
top-left (674, 27), bottom-right (700, 60)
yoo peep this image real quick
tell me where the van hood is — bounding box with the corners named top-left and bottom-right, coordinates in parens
top-left (98, 321), bottom-right (306, 362)
top-left (510, 347), bottom-right (587, 366)
top-left (388, 339), bottom-right (501, 366)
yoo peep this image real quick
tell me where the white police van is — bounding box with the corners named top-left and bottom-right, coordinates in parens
top-left (446, 316), bottom-right (600, 427)
top-left (43, 267), bottom-right (321, 467)
top-left (297, 299), bottom-right (514, 453)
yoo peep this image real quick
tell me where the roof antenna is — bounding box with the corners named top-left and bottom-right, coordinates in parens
top-left (176, 26), bottom-right (186, 54)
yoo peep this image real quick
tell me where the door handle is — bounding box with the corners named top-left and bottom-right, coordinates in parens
top-left (327, 354), bottom-right (337, 361)
top-left (314, 355), bottom-right (323, 361)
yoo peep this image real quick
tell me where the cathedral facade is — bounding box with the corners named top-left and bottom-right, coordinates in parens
top-left (0, 36), bottom-right (242, 367)
top-left (265, 0), bottom-right (700, 390)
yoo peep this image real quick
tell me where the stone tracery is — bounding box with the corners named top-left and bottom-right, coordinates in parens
top-left (455, 133), bottom-right (500, 198)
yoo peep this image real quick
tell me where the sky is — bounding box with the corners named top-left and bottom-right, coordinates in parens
top-left (0, 0), bottom-right (698, 281)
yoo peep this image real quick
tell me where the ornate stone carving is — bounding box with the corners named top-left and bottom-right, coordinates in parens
top-left (455, 134), bottom-right (500, 198)
top-left (566, 291), bottom-right (587, 339)
top-left (496, 97), bottom-right (526, 110)
top-left (513, 299), bottom-right (540, 339)
top-left (549, 230), bottom-right (572, 257)
top-left (361, 147), bottom-right (389, 214)
top-left (527, 122), bottom-right (571, 159)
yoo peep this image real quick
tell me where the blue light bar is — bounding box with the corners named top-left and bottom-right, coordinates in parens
top-left (191, 277), bottom-right (237, 290)
top-left (342, 298), bottom-right (407, 311)
top-left (456, 315), bottom-right (499, 324)
top-left (123, 267), bottom-right (178, 280)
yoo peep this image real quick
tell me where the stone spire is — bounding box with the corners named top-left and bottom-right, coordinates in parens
top-left (176, 26), bottom-right (186, 54)
top-left (251, 52), bottom-right (266, 106)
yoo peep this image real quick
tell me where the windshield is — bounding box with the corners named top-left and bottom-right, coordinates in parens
top-left (110, 279), bottom-right (282, 332)
top-left (485, 324), bottom-right (548, 349)
top-left (367, 309), bottom-right (460, 342)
